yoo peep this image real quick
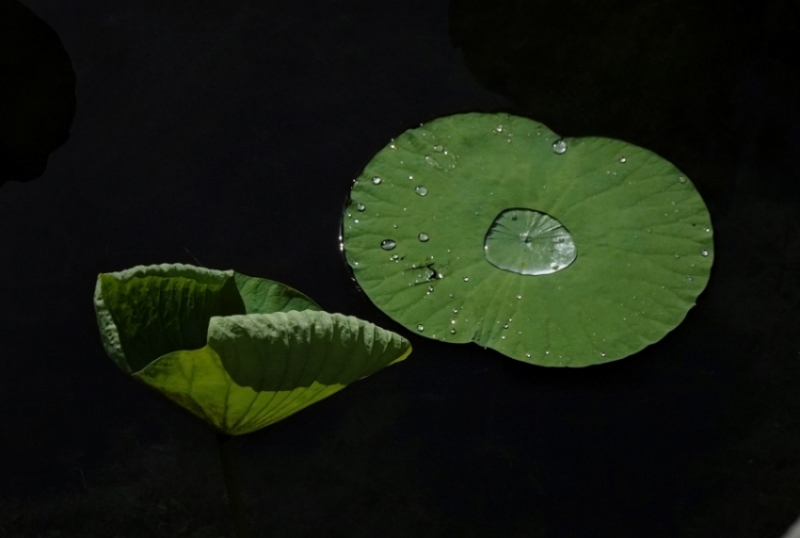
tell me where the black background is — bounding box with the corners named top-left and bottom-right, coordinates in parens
top-left (1, 0), bottom-right (799, 537)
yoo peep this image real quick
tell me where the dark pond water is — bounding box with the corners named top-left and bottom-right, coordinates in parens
top-left (1, 0), bottom-right (799, 537)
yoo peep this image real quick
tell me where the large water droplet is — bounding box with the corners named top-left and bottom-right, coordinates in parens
top-left (701, 249), bottom-right (709, 257)
top-left (433, 145), bottom-right (444, 152)
top-left (483, 208), bottom-right (577, 275)
top-left (356, 203), bottom-right (366, 212)
top-left (418, 233), bottom-right (429, 242)
top-left (415, 185), bottom-right (428, 196)
top-left (371, 176), bottom-right (382, 185)
top-left (678, 176), bottom-right (687, 183)
top-left (417, 324), bottom-right (424, 332)
top-left (381, 239), bottom-right (396, 251)
top-left (619, 156), bottom-right (627, 163)
top-left (552, 139), bottom-right (567, 154)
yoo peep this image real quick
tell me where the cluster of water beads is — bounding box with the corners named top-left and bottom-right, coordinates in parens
top-left (368, 168), bottom-right (436, 250)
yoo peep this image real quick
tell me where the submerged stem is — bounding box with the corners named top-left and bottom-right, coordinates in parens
top-left (216, 433), bottom-right (251, 538)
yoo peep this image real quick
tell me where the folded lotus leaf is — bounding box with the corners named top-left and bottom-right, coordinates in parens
top-left (94, 264), bottom-right (411, 434)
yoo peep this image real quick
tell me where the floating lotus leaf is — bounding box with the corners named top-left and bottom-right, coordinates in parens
top-left (94, 264), bottom-right (411, 434)
top-left (341, 112), bottom-right (713, 367)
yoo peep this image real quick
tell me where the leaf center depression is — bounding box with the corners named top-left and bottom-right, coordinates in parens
top-left (483, 208), bottom-right (577, 275)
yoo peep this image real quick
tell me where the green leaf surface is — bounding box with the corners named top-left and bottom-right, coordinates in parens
top-left (134, 311), bottom-right (411, 435)
top-left (341, 113), bottom-right (714, 367)
top-left (94, 264), bottom-right (409, 434)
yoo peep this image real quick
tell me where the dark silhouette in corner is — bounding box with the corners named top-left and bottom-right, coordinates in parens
top-left (1, 0), bottom-right (76, 188)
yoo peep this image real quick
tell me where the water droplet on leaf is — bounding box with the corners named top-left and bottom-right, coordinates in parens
top-left (484, 208), bottom-right (577, 275)
top-left (415, 185), bottom-right (428, 196)
top-left (552, 139), bottom-right (567, 154)
top-left (424, 156), bottom-right (442, 169)
top-left (418, 233), bottom-right (429, 242)
top-left (380, 239), bottom-right (396, 251)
